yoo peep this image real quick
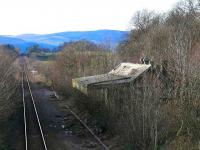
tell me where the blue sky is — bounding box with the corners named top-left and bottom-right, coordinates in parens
top-left (0, 0), bottom-right (179, 35)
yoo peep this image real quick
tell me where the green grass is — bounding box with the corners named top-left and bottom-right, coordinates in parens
top-left (0, 146), bottom-right (13, 150)
top-left (29, 52), bottom-right (56, 61)
top-left (123, 144), bottom-right (134, 150)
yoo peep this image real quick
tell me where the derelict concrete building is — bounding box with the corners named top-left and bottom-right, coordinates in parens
top-left (72, 62), bottom-right (168, 113)
top-left (72, 63), bottom-right (152, 95)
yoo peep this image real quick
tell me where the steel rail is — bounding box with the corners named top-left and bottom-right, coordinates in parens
top-left (21, 61), bottom-right (48, 150)
top-left (24, 66), bottom-right (48, 150)
top-left (22, 58), bottom-right (108, 150)
top-left (65, 105), bottom-right (110, 150)
top-left (22, 70), bottom-right (28, 150)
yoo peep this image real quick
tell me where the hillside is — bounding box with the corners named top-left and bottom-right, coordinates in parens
top-left (0, 30), bottom-right (127, 53)
top-left (0, 36), bottom-right (34, 53)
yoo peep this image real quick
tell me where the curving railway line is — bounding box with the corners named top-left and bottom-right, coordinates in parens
top-left (21, 61), bottom-right (48, 150)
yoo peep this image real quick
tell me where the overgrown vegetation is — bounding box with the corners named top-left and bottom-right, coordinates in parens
top-left (0, 45), bottom-right (19, 147)
top-left (27, 45), bottom-right (56, 61)
top-left (116, 0), bottom-right (200, 149)
top-left (0, 45), bottom-right (19, 121)
top-left (46, 41), bottom-right (119, 96)
top-left (34, 0), bottom-right (200, 149)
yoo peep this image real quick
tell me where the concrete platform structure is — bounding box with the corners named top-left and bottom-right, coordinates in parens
top-left (72, 63), bottom-right (151, 95)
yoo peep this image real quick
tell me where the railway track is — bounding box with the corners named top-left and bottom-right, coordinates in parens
top-left (21, 62), bottom-right (48, 150)
top-left (20, 58), bottom-right (110, 150)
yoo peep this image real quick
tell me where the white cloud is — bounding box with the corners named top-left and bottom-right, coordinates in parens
top-left (0, 0), bottom-right (178, 35)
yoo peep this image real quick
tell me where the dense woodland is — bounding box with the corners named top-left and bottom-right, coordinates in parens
top-left (0, 45), bottom-right (19, 147)
top-left (116, 0), bottom-right (200, 148)
top-left (0, 45), bottom-right (19, 121)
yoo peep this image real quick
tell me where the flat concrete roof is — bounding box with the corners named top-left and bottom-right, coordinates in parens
top-left (72, 63), bottom-right (151, 94)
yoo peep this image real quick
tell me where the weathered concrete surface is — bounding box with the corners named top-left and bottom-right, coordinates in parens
top-left (72, 63), bottom-right (151, 95)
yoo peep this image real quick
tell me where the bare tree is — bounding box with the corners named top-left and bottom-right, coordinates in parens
top-left (0, 46), bottom-right (19, 122)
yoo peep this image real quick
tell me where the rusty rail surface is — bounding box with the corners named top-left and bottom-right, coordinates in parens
top-left (65, 105), bottom-right (110, 150)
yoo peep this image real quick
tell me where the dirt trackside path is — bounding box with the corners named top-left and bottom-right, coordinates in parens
top-left (31, 83), bottom-right (105, 150)
top-left (22, 57), bottom-right (121, 150)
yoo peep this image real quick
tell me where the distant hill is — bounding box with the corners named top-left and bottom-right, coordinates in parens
top-left (0, 36), bottom-right (34, 53)
top-left (0, 30), bottom-right (128, 53)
